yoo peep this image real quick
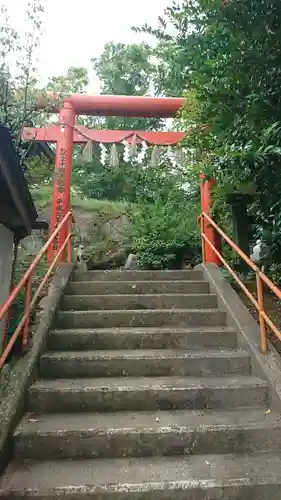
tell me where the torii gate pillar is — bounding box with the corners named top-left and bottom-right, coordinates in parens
top-left (48, 103), bottom-right (75, 263)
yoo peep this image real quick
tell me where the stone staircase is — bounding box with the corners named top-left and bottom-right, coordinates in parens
top-left (1, 269), bottom-right (281, 499)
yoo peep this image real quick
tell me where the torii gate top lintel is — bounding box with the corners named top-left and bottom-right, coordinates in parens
top-left (39, 93), bottom-right (185, 118)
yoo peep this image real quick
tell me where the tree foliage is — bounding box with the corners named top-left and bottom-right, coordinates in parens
top-left (72, 153), bottom-right (192, 202)
top-left (137, 0), bottom-right (281, 275)
top-left (126, 161), bottom-right (200, 269)
top-left (93, 41), bottom-right (154, 96)
top-left (128, 191), bottom-right (200, 269)
top-left (47, 66), bottom-right (89, 95)
top-left (0, 1), bottom-right (45, 138)
top-left (92, 41), bottom-right (161, 130)
top-left (24, 154), bottom-right (53, 188)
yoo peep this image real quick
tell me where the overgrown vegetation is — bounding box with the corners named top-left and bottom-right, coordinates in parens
top-left (127, 194), bottom-right (200, 269)
top-left (0, 1), bottom-right (45, 139)
top-left (135, 0), bottom-right (281, 278)
top-left (4, 0), bottom-right (281, 274)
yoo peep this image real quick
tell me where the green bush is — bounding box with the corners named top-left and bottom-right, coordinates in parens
top-left (128, 192), bottom-right (201, 269)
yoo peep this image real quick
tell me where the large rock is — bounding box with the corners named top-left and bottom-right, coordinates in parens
top-left (70, 207), bottom-right (129, 270)
top-left (30, 200), bottom-right (129, 271)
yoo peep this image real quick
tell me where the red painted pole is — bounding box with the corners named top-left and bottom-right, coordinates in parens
top-left (200, 182), bottom-right (207, 261)
top-left (22, 275), bottom-right (32, 348)
top-left (58, 103), bottom-right (75, 259)
top-left (67, 215), bottom-right (72, 264)
top-left (200, 176), bottom-right (221, 266)
top-left (47, 103), bottom-right (75, 263)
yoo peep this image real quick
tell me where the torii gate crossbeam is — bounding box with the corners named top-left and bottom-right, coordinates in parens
top-left (37, 94), bottom-right (185, 117)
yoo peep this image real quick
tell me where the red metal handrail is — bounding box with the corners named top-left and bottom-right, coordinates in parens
top-left (0, 211), bottom-right (73, 370)
top-left (201, 211), bottom-right (281, 353)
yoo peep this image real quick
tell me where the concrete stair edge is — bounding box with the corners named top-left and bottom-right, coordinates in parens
top-left (66, 280), bottom-right (210, 295)
top-left (56, 308), bottom-right (227, 329)
top-left (2, 453), bottom-right (281, 498)
top-left (13, 408), bottom-right (281, 459)
top-left (39, 348), bottom-right (251, 378)
top-left (72, 270), bottom-right (204, 282)
top-left (47, 326), bottom-right (238, 351)
top-left (60, 293), bottom-right (218, 311)
top-left (27, 375), bottom-right (268, 413)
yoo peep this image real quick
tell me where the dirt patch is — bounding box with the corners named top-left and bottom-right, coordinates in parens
top-left (232, 280), bottom-right (281, 355)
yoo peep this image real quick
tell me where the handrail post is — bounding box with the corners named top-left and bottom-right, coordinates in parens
top-left (200, 211), bottom-right (281, 353)
top-left (200, 213), bottom-right (206, 263)
top-left (67, 215), bottom-right (72, 264)
top-left (200, 175), bottom-right (221, 265)
top-left (256, 271), bottom-right (267, 353)
top-left (22, 275), bottom-right (32, 348)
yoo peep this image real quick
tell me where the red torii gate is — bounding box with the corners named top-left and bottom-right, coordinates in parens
top-left (22, 94), bottom-right (218, 264)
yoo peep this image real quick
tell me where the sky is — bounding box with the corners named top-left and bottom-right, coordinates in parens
top-left (3, 0), bottom-right (166, 90)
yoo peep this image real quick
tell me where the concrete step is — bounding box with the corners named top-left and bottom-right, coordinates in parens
top-left (66, 280), bottom-right (210, 295)
top-left (57, 309), bottom-right (227, 329)
top-left (48, 326), bottom-right (238, 351)
top-left (61, 293), bottom-right (217, 311)
top-left (2, 452), bottom-right (281, 499)
top-left (14, 408), bottom-right (281, 459)
top-left (27, 376), bottom-right (267, 413)
top-left (72, 270), bottom-right (203, 282)
top-left (40, 349), bottom-right (251, 378)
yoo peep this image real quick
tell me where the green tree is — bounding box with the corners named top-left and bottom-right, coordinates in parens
top-left (133, 5), bottom-right (191, 97)
top-left (140, 0), bottom-right (281, 275)
top-left (93, 41), bottom-right (154, 96)
top-left (47, 66), bottom-right (89, 95)
top-left (24, 154), bottom-right (53, 188)
top-left (47, 65), bottom-right (99, 127)
top-left (72, 153), bottom-right (193, 203)
top-left (127, 190), bottom-right (200, 269)
top-left (93, 41), bottom-right (162, 130)
top-left (0, 1), bottom-right (45, 139)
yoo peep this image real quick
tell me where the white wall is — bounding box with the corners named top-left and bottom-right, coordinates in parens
top-left (0, 224), bottom-right (14, 353)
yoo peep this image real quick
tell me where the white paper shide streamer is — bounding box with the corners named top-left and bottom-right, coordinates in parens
top-left (99, 143), bottom-right (107, 165)
top-left (82, 140), bottom-right (93, 163)
top-left (122, 140), bottom-right (131, 163)
top-left (167, 145), bottom-right (177, 168)
top-left (151, 145), bottom-right (160, 167)
top-left (110, 143), bottom-right (119, 167)
top-left (175, 148), bottom-right (186, 165)
top-left (137, 141), bottom-right (148, 164)
top-left (130, 133), bottom-right (138, 158)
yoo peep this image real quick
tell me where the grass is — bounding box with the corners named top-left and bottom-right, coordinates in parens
top-left (30, 186), bottom-right (128, 215)
top-left (71, 198), bottom-right (127, 214)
